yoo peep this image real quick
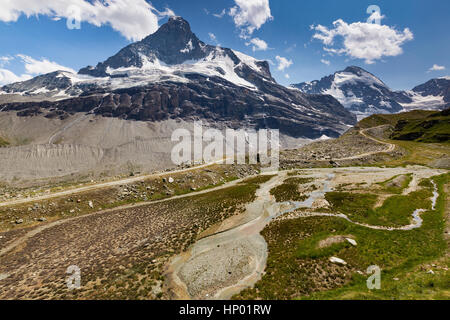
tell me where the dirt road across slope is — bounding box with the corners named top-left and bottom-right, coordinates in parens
top-left (0, 160), bottom-right (227, 208)
top-left (0, 128), bottom-right (393, 208)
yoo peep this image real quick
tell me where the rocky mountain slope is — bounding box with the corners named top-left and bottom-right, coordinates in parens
top-left (0, 17), bottom-right (355, 140)
top-left (292, 67), bottom-right (450, 119)
top-left (399, 77), bottom-right (450, 111)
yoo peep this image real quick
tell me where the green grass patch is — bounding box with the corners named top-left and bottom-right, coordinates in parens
top-left (419, 178), bottom-right (433, 188)
top-left (287, 170), bottom-right (310, 177)
top-left (377, 174), bottom-right (413, 194)
top-left (325, 192), bottom-right (378, 218)
top-left (389, 109), bottom-right (450, 143)
top-left (270, 177), bottom-right (313, 202)
top-left (295, 232), bottom-right (353, 259)
top-left (381, 139), bottom-right (450, 168)
top-left (0, 136), bottom-right (9, 147)
top-left (355, 109), bottom-right (450, 167)
top-left (326, 185), bottom-right (433, 227)
top-left (357, 110), bottom-right (438, 130)
top-left (241, 175), bottom-right (274, 185)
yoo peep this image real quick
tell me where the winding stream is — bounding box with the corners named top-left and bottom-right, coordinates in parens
top-left (165, 172), bottom-right (335, 300)
top-left (165, 170), bottom-right (440, 300)
top-left (299, 180), bottom-right (440, 231)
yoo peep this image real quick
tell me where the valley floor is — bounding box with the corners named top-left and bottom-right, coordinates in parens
top-left (0, 126), bottom-right (449, 300)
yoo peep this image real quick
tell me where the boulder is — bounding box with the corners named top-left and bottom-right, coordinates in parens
top-left (329, 257), bottom-right (347, 265)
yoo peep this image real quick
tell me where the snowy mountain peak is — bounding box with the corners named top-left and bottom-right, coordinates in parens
top-left (291, 66), bottom-right (402, 119)
top-left (413, 77), bottom-right (450, 93)
top-left (167, 16), bottom-right (188, 24)
top-left (343, 66), bottom-right (367, 74)
top-left (1, 17), bottom-right (279, 98)
top-left (79, 16), bottom-right (210, 77)
top-left (398, 77), bottom-right (450, 111)
top-left (293, 67), bottom-right (450, 118)
top-left (343, 66), bottom-right (371, 75)
top-left (74, 16), bottom-right (276, 88)
top-left (139, 15), bottom-right (205, 62)
top-left (336, 66), bottom-right (386, 87)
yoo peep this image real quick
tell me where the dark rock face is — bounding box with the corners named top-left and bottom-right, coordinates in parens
top-left (0, 17), bottom-right (356, 139)
top-left (391, 91), bottom-right (413, 104)
top-left (1, 74), bottom-right (355, 138)
top-left (292, 66), bottom-right (404, 116)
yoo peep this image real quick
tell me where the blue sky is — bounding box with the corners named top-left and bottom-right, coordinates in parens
top-left (0, 0), bottom-right (449, 90)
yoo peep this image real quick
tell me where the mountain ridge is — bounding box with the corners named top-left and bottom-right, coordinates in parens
top-left (291, 66), bottom-right (405, 119)
top-left (292, 66), bottom-right (450, 119)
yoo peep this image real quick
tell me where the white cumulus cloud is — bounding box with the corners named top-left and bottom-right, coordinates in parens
top-left (320, 59), bottom-right (331, 66)
top-left (247, 38), bottom-right (269, 52)
top-left (229, 0), bottom-right (273, 38)
top-left (0, 55), bottom-right (75, 86)
top-left (0, 0), bottom-right (174, 41)
top-left (0, 69), bottom-right (32, 86)
top-left (275, 56), bottom-right (293, 71)
top-left (428, 64), bottom-right (446, 72)
top-left (311, 13), bottom-right (413, 64)
top-left (17, 55), bottom-right (76, 75)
